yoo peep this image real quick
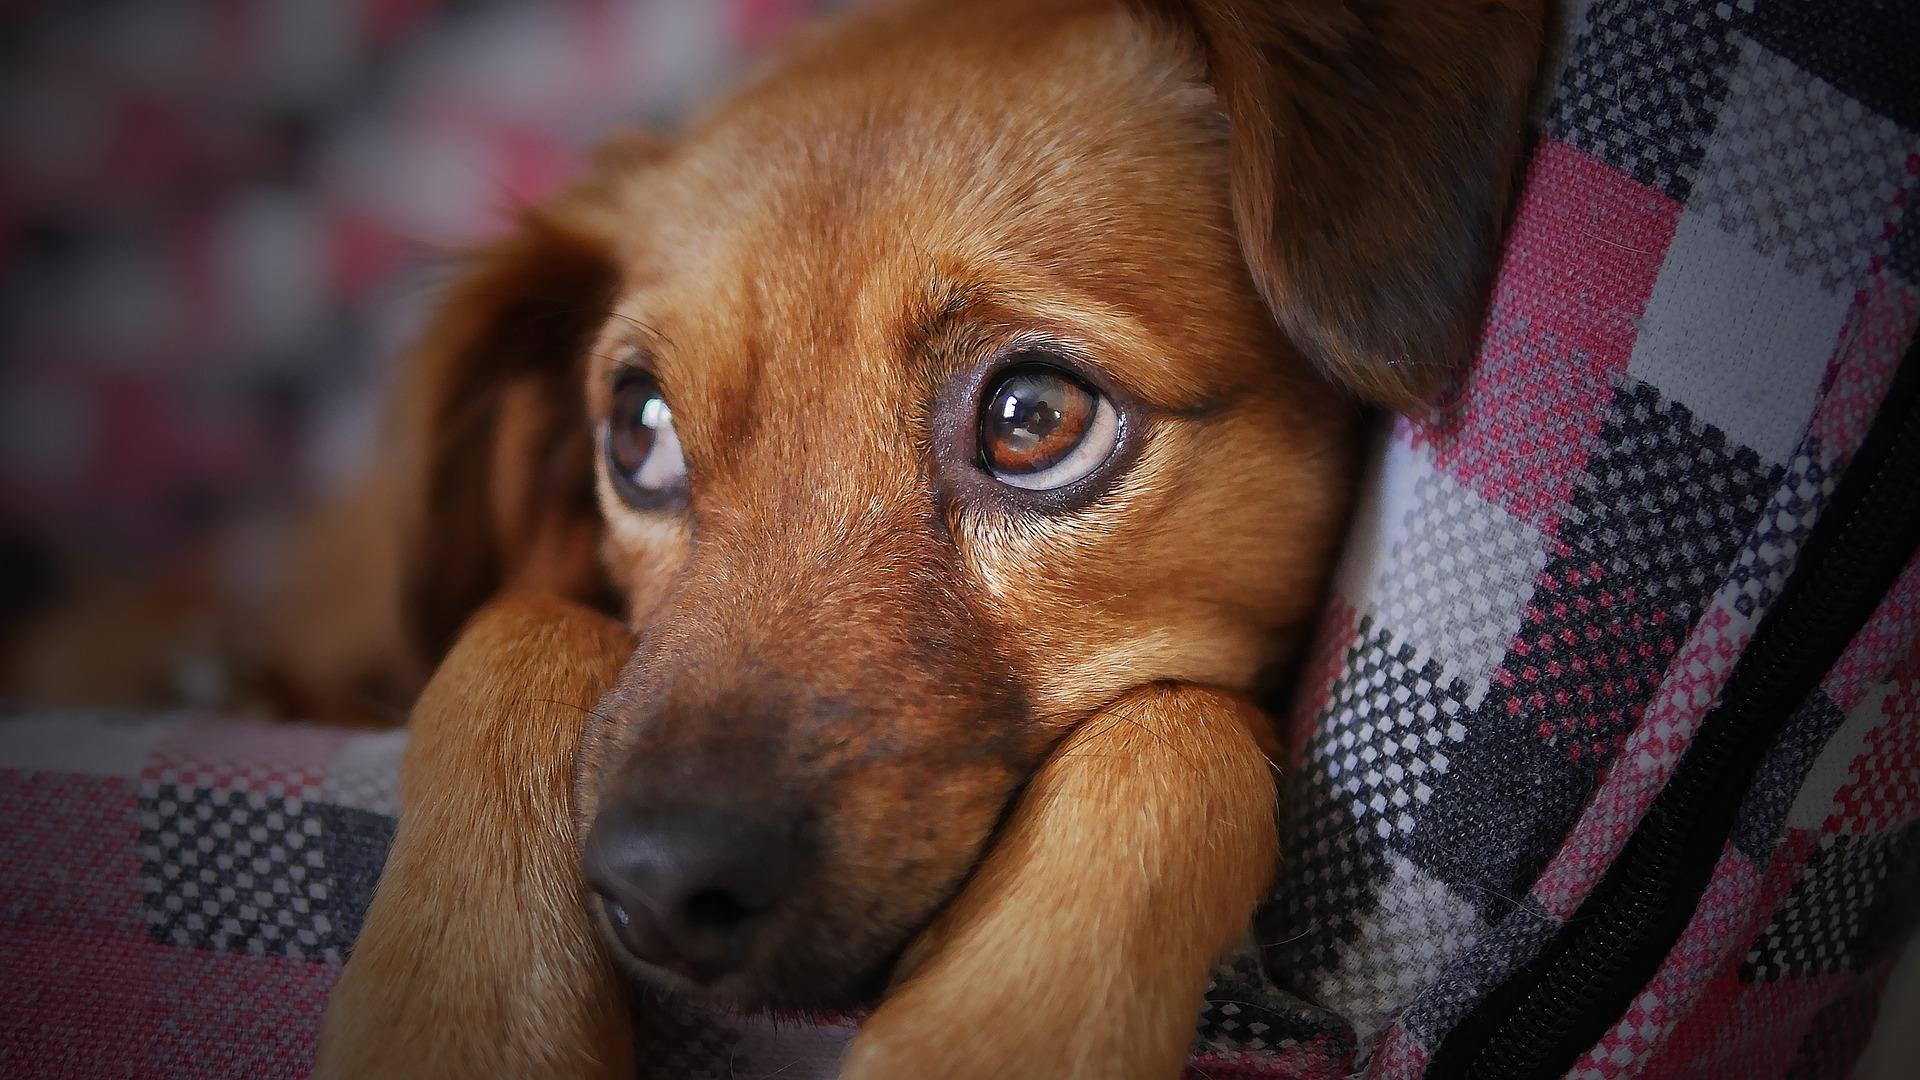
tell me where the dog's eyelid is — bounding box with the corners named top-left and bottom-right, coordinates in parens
top-left (988, 334), bottom-right (1091, 373)
top-left (604, 349), bottom-right (679, 408)
top-left (604, 344), bottom-right (657, 375)
top-left (978, 334), bottom-right (1194, 421)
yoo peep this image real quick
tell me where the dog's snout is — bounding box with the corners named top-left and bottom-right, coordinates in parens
top-left (583, 801), bottom-right (800, 982)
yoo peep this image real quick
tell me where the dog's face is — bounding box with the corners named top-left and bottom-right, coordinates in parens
top-left (576, 2), bottom-right (1354, 1006)
top-left (395, 0), bottom-right (1541, 1010)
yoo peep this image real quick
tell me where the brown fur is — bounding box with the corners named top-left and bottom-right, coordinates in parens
top-left (1135, 0), bottom-right (1543, 409)
top-left (315, 594), bottom-right (635, 1078)
top-left (567, 0), bottom-right (1359, 1009)
top-left (844, 684), bottom-right (1280, 1079)
top-left (277, 0), bottom-right (1539, 1073)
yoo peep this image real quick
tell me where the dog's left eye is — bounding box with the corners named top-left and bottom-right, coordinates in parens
top-left (605, 373), bottom-right (687, 506)
top-left (979, 364), bottom-right (1119, 491)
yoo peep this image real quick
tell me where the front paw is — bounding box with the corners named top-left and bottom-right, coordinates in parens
top-left (841, 683), bottom-right (1279, 1080)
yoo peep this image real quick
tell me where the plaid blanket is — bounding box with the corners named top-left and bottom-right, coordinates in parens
top-left (1, 715), bottom-right (400, 1078)
top-left (6, 0), bottom-right (1920, 1077)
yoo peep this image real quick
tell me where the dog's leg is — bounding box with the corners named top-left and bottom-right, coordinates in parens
top-left (313, 592), bottom-right (634, 1079)
top-left (843, 683), bottom-right (1280, 1080)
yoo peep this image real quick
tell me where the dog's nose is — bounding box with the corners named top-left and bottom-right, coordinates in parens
top-left (582, 802), bottom-right (799, 981)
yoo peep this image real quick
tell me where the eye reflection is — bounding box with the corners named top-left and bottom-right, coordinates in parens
top-left (979, 364), bottom-right (1118, 491)
top-left (606, 373), bottom-right (687, 507)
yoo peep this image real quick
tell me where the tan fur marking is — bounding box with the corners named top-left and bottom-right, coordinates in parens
top-left (313, 594), bottom-right (634, 1079)
top-left (844, 684), bottom-right (1279, 1079)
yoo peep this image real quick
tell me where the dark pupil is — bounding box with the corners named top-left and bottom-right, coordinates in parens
top-left (610, 379), bottom-right (660, 476)
top-left (997, 385), bottom-right (1063, 450)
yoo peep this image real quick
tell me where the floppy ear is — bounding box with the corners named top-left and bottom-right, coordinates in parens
top-left (1141, 0), bottom-right (1544, 410)
top-left (394, 133), bottom-right (662, 661)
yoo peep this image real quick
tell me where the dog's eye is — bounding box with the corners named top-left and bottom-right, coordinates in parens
top-left (606, 373), bottom-right (687, 506)
top-left (980, 364), bottom-right (1119, 491)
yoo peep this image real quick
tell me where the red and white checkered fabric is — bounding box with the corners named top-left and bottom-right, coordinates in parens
top-left (1238, 2), bottom-right (1920, 1077)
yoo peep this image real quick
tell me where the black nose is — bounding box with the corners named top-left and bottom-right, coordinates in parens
top-left (582, 802), bottom-right (800, 982)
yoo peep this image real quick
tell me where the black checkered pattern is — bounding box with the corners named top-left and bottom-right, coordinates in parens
top-left (1560, 379), bottom-right (1783, 615)
top-left (1399, 538), bottom-right (1703, 919)
top-left (138, 783), bottom-right (383, 964)
top-left (636, 996), bottom-right (749, 1080)
top-left (1194, 950), bottom-right (1309, 1056)
top-left (1725, 446), bottom-right (1841, 620)
top-left (1742, 824), bottom-right (1920, 981)
top-left (1738, 0), bottom-right (1920, 131)
top-left (1311, 621), bottom-right (1475, 845)
top-left (1264, 619), bottom-right (1476, 973)
top-left (141, 784), bottom-right (331, 958)
top-left (1547, 0), bottom-right (1741, 201)
top-left (1264, 760), bottom-right (1386, 976)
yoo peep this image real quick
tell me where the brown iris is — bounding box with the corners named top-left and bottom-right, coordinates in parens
top-left (981, 366), bottom-right (1096, 476)
top-left (605, 371), bottom-right (687, 508)
top-left (609, 375), bottom-right (661, 478)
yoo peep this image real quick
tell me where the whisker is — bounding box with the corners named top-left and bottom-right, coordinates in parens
top-left (604, 310), bottom-right (676, 349)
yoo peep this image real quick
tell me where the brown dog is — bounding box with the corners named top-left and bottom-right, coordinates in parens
top-left (315, 0), bottom-right (1542, 1075)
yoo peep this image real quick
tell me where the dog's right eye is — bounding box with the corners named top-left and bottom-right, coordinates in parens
top-left (605, 373), bottom-right (687, 507)
top-left (979, 364), bottom-right (1119, 492)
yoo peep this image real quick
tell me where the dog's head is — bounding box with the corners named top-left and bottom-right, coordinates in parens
top-left (396, 0), bottom-right (1540, 1009)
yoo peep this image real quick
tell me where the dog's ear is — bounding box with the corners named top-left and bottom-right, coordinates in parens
top-left (394, 132), bottom-right (662, 661)
top-left (1140, 0), bottom-right (1543, 410)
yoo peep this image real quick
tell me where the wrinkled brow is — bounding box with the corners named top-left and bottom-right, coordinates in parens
top-left (896, 274), bottom-right (1075, 379)
top-left (899, 272), bottom-right (992, 368)
top-left (894, 270), bottom-right (1225, 415)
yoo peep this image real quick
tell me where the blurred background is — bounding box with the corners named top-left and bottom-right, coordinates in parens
top-left (0, 0), bottom-right (836, 670)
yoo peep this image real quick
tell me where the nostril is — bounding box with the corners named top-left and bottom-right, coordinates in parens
top-left (683, 887), bottom-right (757, 931)
top-left (584, 801), bottom-right (805, 980)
